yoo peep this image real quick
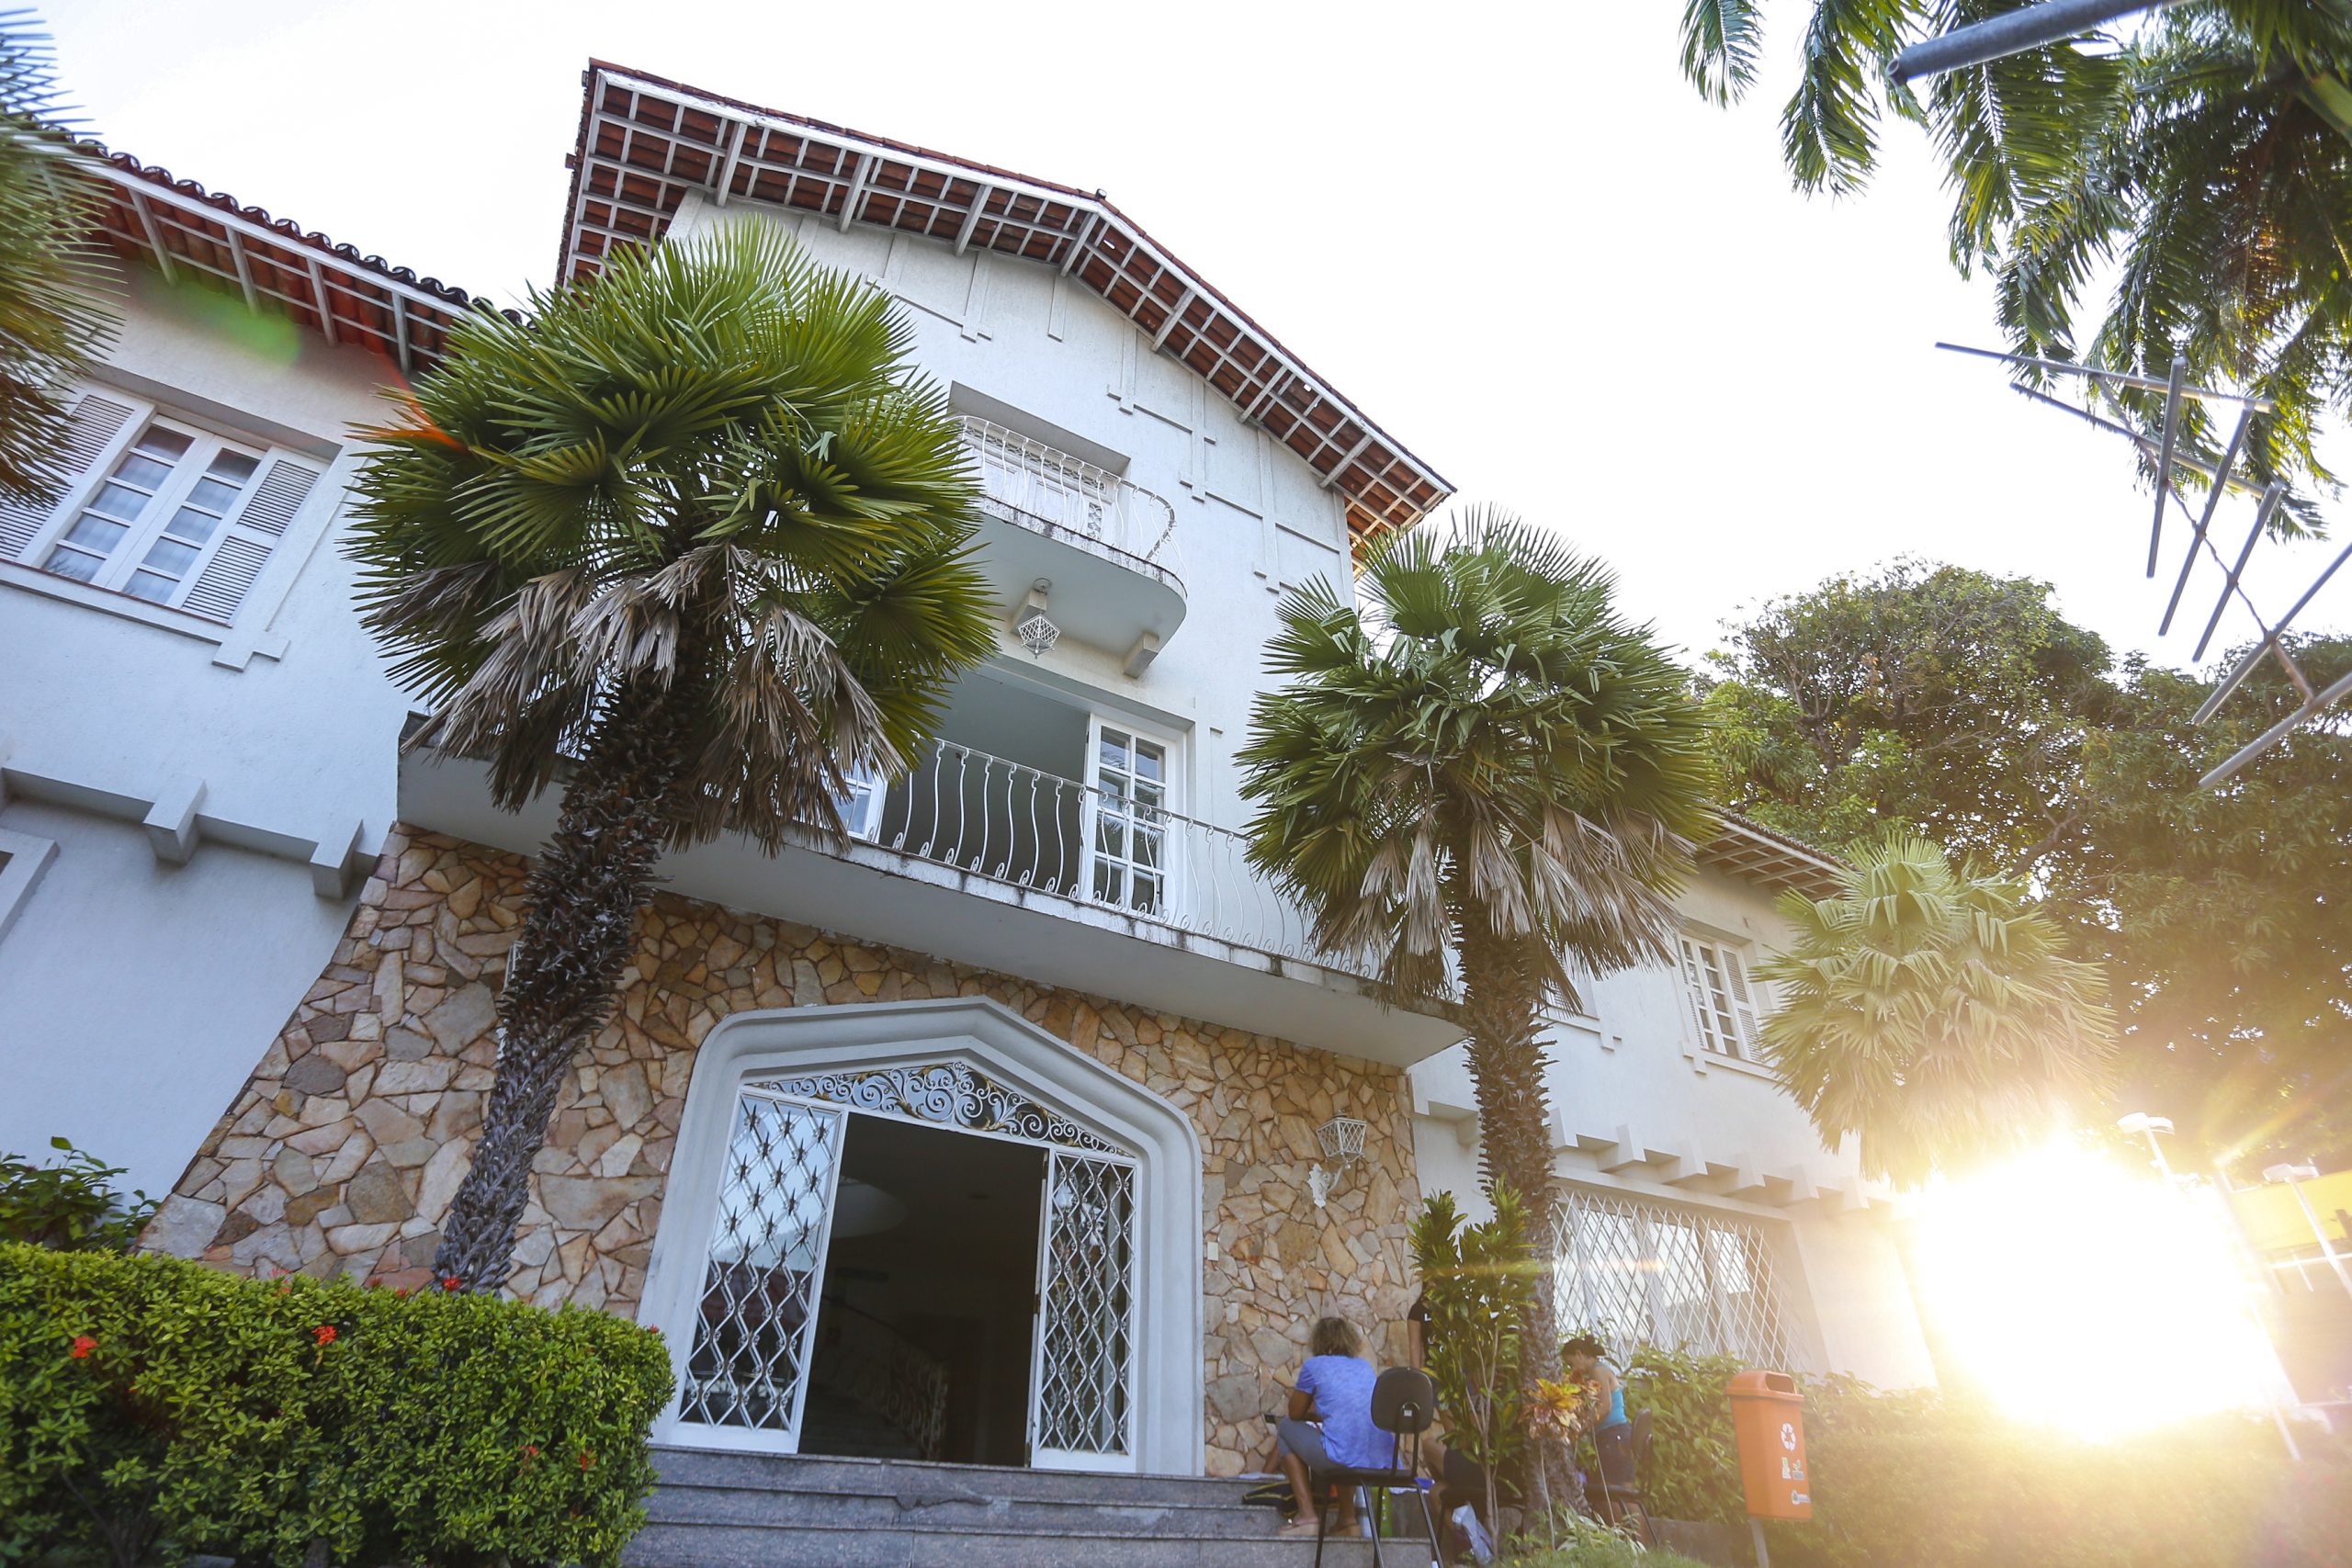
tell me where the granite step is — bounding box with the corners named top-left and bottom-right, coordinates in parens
top-left (626, 1447), bottom-right (1442, 1568)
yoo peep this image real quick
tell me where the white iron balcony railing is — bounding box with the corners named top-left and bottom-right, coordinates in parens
top-left (961, 417), bottom-right (1182, 586)
top-left (836, 739), bottom-right (1341, 975)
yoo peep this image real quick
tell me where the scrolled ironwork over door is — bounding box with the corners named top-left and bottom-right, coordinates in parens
top-left (675, 1089), bottom-right (846, 1450)
top-left (1029, 1147), bottom-right (1140, 1470)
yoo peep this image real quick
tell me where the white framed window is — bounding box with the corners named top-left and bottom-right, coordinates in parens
top-left (1, 386), bottom-right (324, 627)
top-left (1082, 718), bottom-right (1174, 918)
top-left (1679, 933), bottom-right (1763, 1061)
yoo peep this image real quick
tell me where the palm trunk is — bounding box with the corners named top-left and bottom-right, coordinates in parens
top-left (1456, 926), bottom-right (1577, 1523)
top-left (433, 680), bottom-right (691, 1292)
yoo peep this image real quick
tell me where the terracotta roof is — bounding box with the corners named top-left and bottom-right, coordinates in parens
top-left (558, 62), bottom-right (1453, 544)
top-left (86, 147), bottom-right (510, 377)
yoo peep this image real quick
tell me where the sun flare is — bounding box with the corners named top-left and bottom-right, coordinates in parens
top-left (1907, 1144), bottom-right (2288, 1440)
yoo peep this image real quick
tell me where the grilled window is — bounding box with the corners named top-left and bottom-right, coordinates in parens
top-left (1554, 1188), bottom-right (1793, 1367)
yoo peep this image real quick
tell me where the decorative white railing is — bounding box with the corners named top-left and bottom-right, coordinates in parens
top-left (960, 417), bottom-right (1182, 584)
top-left (841, 739), bottom-right (1350, 976)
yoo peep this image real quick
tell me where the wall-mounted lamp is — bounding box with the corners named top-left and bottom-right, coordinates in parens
top-left (1307, 1115), bottom-right (1369, 1209)
top-left (1015, 580), bottom-right (1060, 659)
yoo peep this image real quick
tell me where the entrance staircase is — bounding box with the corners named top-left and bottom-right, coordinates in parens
top-left (625, 1447), bottom-right (1422, 1567)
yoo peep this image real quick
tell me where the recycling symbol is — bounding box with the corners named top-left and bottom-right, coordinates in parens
top-left (1781, 1422), bottom-right (1797, 1451)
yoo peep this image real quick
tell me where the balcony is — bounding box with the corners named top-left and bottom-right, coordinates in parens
top-left (959, 419), bottom-right (1184, 671)
top-left (398, 723), bottom-right (1461, 1065)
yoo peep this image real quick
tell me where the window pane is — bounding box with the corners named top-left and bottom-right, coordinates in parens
top-left (205, 450), bottom-right (260, 484)
top-left (142, 537), bottom-right (199, 576)
top-left (63, 515), bottom-right (128, 552)
top-left (163, 508), bottom-right (219, 546)
top-left (186, 477), bottom-right (243, 513)
top-left (133, 428), bottom-right (193, 462)
top-left (85, 482), bottom-right (153, 521)
top-left (114, 454), bottom-right (174, 491)
top-left (124, 570), bottom-right (177, 604)
top-left (1132, 741), bottom-right (1164, 782)
top-left (41, 546), bottom-right (101, 582)
top-left (1098, 729), bottom-right (1132, 773)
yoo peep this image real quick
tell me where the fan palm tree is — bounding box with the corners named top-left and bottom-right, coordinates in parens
top-left (1238, 514), bottom-right (1717, 1504)
top-left (1681, 1), bottom-right (2352, 518)
top-left (347, 223), bottom-right (995, 1292)
top-left (0, 11), bottom-right (113, 510)
top-left (1758, 834), bottom-right (2119, 1186)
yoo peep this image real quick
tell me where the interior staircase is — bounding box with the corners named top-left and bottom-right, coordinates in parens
top-left (625, 1447), bottom-right (1427, 1568)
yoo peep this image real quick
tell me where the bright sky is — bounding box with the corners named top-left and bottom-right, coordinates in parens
top-left (43, 0), bottom-right (2349, 676)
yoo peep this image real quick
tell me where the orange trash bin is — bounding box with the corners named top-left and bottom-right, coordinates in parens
top-left (1726, 1370), bottom-right (1812, 1522)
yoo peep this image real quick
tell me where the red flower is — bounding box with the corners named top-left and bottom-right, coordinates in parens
top-left (441, 1275), bottom-right (462, 1292)
top-left (69, 1336), bottom-right (96, 1359)
top-left (579, 1450), bottom-right (594, 1471)
top-left (313, 1325), bottom-right (338, 1347)
top-left (520, 1444), bottom-right (540, 1465)
top-left (645, 1325), bottom-right (662, 1337)
top-left (393, 1288), bottom-right (409, 1299)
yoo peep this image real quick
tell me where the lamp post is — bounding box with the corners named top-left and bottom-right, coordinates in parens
top-left (2261, 1163), bottom-right (2352, 1304)
top-left (2116, 1111), bottom-right (2177, 1180)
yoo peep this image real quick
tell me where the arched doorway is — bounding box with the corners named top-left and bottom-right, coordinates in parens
top-left (639, 998), bottom-right (1204, 1475)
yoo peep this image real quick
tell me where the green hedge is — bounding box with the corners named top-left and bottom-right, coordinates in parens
top-left (1584, 1343), bottom-right (2349, 1567)
top-left (0, 1242), bottom-right (674, 1568)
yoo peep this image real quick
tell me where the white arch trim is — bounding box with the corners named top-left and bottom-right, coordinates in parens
top-left (639, 997), bottom-right (1207, 1474)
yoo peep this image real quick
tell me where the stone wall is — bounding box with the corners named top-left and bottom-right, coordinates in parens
top-left (148, 827), bottom-right (1425, 1474)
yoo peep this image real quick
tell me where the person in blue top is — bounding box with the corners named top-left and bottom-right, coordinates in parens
top-left (1273, 1316), bottom-right (1385, 1539)
top-left (1565, 1335), bottom-right (1634, 1498)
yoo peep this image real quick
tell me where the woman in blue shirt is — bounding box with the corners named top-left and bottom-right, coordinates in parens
top-left (1565, 1335), bottom-right (1633, 1498)
top-left (1274, 1316), bottom-right (1384, 1539)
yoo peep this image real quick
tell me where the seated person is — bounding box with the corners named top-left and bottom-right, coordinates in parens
top-left (1273, 1315), bottom-right (1385, 1540)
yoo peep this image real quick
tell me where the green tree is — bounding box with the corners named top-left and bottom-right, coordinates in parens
top-left (1703, 559), bottom-right (2113, 874)
top-left (1759, 835), bottom-right (2118, 1185)
top-left (0, 12), bottom-right (113, 511)
top-left (347, 224), bottom-right (994, 1290)
top-left (1408, 1187), bottom-right (1536, 1529)
top-left (2053, 637), bottom-right (2352, 1168)
top-left (1238, 514), bottom-right (1718, 1502)
top-left (1680, 2), bottom-right (2352, 516)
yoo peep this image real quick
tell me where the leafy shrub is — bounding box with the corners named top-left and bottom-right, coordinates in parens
top-left (1503, 1509), bottom-right (1714, 1567)
top-left (0, 1140), bottom-right (154, 1253)
top-left (1766, 1377), bottom-right (2350, 1568)
top-left (1522, 1339), bottom-right (2347, 1567)
top-left (0, 1242), bottom-right (674, 1568)
top-left (1411, 1187), bottom-right (1537, 1513)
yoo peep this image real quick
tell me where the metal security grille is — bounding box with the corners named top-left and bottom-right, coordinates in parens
top-left (1552, 1188), bottom-right (1793, 1368)
top-left (678, 1091), bottom-right (845, 1438)
top-left (1033, 1150), bottom-right (1138, 1460)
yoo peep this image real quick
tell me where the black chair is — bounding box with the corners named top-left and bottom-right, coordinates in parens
top-left (1309, 1366), bottom-right (1444, 1568)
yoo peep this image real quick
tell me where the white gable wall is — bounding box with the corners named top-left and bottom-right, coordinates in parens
top-left (665, 192), bottom-right (1359, 836)
top-left (0, 266), bottom-right (415, 1197)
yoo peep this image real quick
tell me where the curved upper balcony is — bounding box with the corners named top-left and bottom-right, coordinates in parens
top-left (960, 418), bottom-right (1185, 671)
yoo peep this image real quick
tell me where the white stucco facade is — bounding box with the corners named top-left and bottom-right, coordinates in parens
top-left (1408, 866), bottom-right (1936, 1390)
top-left (2, 98), bottom-right (1931, 1472)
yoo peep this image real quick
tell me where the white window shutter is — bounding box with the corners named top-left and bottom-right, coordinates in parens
top-left (181, 456), bottom-right (321, 624)
top-left (1722, 947), bottom-right (1762, 1059)
top-left (1679, 936), bottom-right (1724, 1055)
top-left (1, 391), bottom-right (140, 560)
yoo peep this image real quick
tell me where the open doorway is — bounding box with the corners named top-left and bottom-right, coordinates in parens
top-left (799, 1114), bottom-right (1045, 1466)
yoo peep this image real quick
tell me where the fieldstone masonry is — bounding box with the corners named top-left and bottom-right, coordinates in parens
top-left (149, 827), bottom-right (1425, 1473)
